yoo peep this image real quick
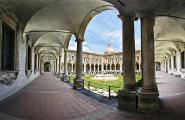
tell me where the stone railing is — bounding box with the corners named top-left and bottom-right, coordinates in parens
top-left (0, 71), bottom-right (19, 85)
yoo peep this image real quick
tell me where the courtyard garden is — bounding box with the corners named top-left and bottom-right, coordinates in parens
top-left (68, 74), bottom-right (142, 96)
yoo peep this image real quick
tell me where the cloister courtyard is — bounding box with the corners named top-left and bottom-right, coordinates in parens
top-left (0, 0), bottom-right (185, 119)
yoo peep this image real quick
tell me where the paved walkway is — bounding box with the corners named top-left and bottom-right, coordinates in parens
top-left (0, 72), bottom-right (185, 120)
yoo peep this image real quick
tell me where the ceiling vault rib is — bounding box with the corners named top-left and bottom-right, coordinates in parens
top-left (36, 46), bottom-right (60, 47)
top-left (155, 40), bottom-right (183, 42)
top-left (116, 0), bottom-right (125, 6)
top-left (25, 30), bottom-right (73, 34)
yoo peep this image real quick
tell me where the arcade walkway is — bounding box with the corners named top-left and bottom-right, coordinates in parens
top-left (0, 72), bottom-right (185, 120)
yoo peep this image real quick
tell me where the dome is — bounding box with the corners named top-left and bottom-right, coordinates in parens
top-left (104, 42), bottom-right (114, 54)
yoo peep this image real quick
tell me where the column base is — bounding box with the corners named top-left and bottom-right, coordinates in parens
top-left (137, 88), bottom-right (160, 112)
top-left (73, 78), bottom-right (84, 89)
top-left (118, 89), bottom-right (137, 111)
top-left (62, 75), bottom-right (68, 81)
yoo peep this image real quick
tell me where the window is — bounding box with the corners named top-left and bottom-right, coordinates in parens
top-left (1, 22), bottom-right (15, 70)
top-left (72, 56), bottom-right (74, 60)
top-left (136, 56), bottom-right (139, 60)
top-left (173, 55), bottom-right (176, 69)
top-left (84, 57), bottom-right (86, 62)
top-left (111, 58), bottom-right (113, 62)
top-left (181, 51), bottom-right (185, 68)
top-left (116, 58), bottom-right (118, 62)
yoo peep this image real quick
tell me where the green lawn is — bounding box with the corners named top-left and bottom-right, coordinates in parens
top-left (68, 74), bottom-right (141, 93)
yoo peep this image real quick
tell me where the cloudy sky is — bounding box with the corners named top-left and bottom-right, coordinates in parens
top-left (69, 10), bottom-right (141, 54)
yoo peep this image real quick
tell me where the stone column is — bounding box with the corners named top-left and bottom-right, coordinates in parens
top-left (139, 62), bottom-right (141, 71)
top-left (55, 59), bottom-right (58, 76)
top-left (38, 55), bottom-right (40, 72)
top-left (36, 54), bottom-right (39, 71)
top-left (40, 60), bottom-right (42, 74)
top-left (0, 12), bottom-right (2, 70)
top-left (139, 62), bottom-right (141, 75)
top-left (98, 64), bottom-right (100, 72)
top-left (58, 56), bottom-right (61, 78)
top-left (89, 64), bottom-right (92, 73)
top-left (71, 63), bottom-right (74, 73)
top-left (101, 64), bottom-right (103, 72)
top-left (93, 64), bottom-right (95, 73)
top-left (176, 50), bottom-right (181, 74)
top-left (73, 38), bottom-right (84, 89)
top-left (53, 60), bottom-right (55, 74)
top-left (34, 53), bottom-right (37, 72)
top-left (63, 50), bottom-right (68, 81)
top-left (120, 62), bottom-right (122, 72)
top-left (84, 63), bottom-right (86, 73)
top-left (137, 10), bottom-right (159, 112)
top-left (118, 13), bottom-right (137, 111)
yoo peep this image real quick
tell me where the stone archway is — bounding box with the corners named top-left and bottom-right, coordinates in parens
top-left (107, 64), bottom-right (110, 70)
top-left (95, 64), bottom-right (98, 72)
top-left (155, 62), bottom-right (161, 71)
top-left (112, 64), bottom-right (115, 70)
top-left (86, 64), bottom-right (90, 72)
top-left (116, 63), bottom-right (120, 70)
top-left (91, 64), bottom-right (94, 72)
top-left (99, 64), bottom-right (102, 71)
top-left (68, 63), bottom-right (72, 73)
top-left (136, 62), bottom-right (139, 70)
top-left (104, 64), bottom-right (106, 70)
top-left (44, 62), bottom-right (51, 72)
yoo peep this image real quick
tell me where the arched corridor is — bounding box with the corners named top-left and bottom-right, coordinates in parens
top-left (44, 62), bottom-right (51, 72)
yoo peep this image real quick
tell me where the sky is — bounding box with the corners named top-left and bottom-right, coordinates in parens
top-left (68, 10), bottom-right (141, 54)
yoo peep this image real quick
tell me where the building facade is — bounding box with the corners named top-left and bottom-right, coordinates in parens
top-left (62, 43), bottom-right (141, 74)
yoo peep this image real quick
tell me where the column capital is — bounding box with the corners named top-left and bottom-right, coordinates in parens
top-left (118, 12), bottom-right (137, 21)
top-left (136, 9), bottom-right (156, 18)
top-left (75, 38), bottom-right (84, 42)
top-left (64, 49), bottom-right (68, 52)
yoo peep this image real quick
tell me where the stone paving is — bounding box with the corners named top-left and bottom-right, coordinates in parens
top-left (0, 72), bottom-right (185, 120)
